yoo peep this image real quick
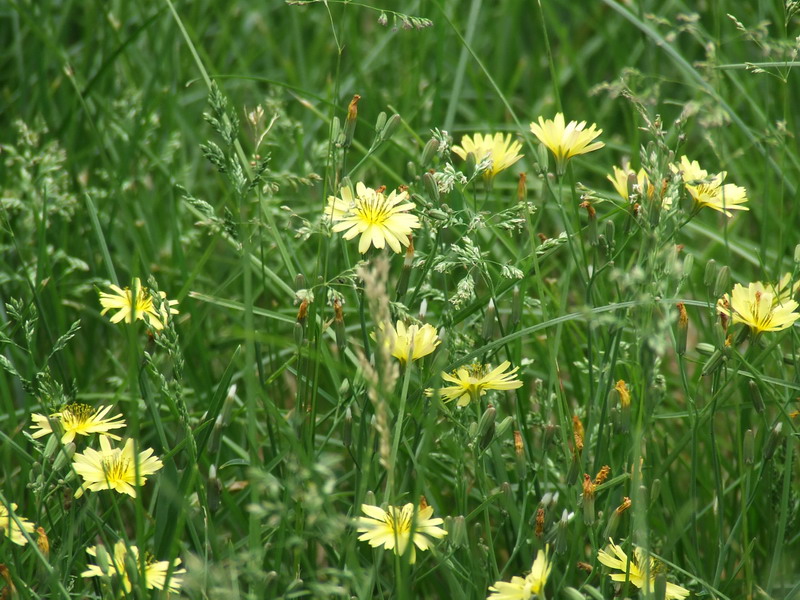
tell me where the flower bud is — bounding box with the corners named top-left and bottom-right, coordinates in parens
top-left (748, 380), bottom-right (764, 413)
top-left (654, 572), bottom-right (668, 600)
top-left (481, 298), bottom-right (496, 340)
top-left (714, 265), bottom-right (731, 298)
top-left (446, 515), bottom-right (467, 548)
top-left (582, 474), bottom-right (596, 526)
top-left (52, 442), bottom-right (75, 471)
top-left (744, 429), bottom-right (755, 465)
top-left (477, 405), bottom-right (497, 450)
top-left (580, 200), bottom-right (598, 246)
top-left (517, 172), bottom-right (527, 203)
top-left (380, 114), bottom-right (401, 142)
top-left (465, 151), bottom-right (477, 176)
top-left (333, 298), bottom-right (347, 354)
top-left (509, 285), bottom-right (522, 329)
top-left (495, 416), bottom-right (513, 440)
top-left (562, 588), bottom-right (586, 600)
top-left (208, 464), bottom-right (221, 511)
top-left (763, 422), bottom-right (783, 462)
top-left (676, 302), bottom-right (688, 356)
top-left (422, 171), bottom-right (440, 202)
top-left (374, 111), bottom-right (387, 133)
top-left (343, 406), bottom-right (353, 449)
top-left (704, 258), bottom-right (717, 288)
top-left (342, 94), bottom-right (361, 148)
top-left (421, 138), bottom-right (439, 166)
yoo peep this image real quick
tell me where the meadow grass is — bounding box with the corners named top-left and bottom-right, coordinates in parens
top-left (1, 0), bottom-right (800, 598)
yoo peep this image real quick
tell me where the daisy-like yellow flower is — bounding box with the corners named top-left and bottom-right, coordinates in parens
top-left (529, 113), bottom-right (604, 173)
top-left (375, 321), bottom-right (441, 365)
top-left (716, 279), bottom-right (800, 333)
top-left (487, 546), bottom-right (552, 600)
top-left (452, 133), bottom-right (524, 179)
top-left (671, 155), bottom-right (748, 217)
top-left (72, 437), bottom-right (163, 498)
top-left (598, 538), bottom-right (690, 600)
top-left (607, 161), bottom-right (653, 202)
top-left (98, 278), bottom-right (179, 330)
top-left (30, 403), bottom-right (126, 445)
top-left (427, 361), bottom-right (523, 407)
top-left (326, 182), bottom-right (420, 254)
top-left (356, 502), bottom-right (447, 564)
top-left (82, 541), bottom-right (185, 593)
top-left (0, 502), bottom-right (35, 546)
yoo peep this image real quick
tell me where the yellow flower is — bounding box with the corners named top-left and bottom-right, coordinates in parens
top-left (30, 403), bottom-right (126, 444)
top-left (375, 321), bottom-right (441, 365)
top-left (598, 538), bottom-right (690, 600)
top-left (716, 280), bottom-right (800, 333)
top-left (452, 133), bottom-right (524, 179)
top-left (72, 437), bottom-right (163, 498)
top-left (98, 278), bottom-right (179, 330)
top-left (0, 502), bottom-right (35, 546)
top-left (607, 161), bottom-right (653, 201)
top-left (671, 156), bottom-right (748, 217)
top-left (487, 546), bottom-right (552, 600)
top-left (529, 113), bottom-right (604, 172)
top-left (357, 502), bottom-right (447, 564)
top-left (327, 182), bottom-right (420, 254)
top-left (82, 541), bottom-right (185, 593)
top-left (427, 361), bottom-right (523, 407)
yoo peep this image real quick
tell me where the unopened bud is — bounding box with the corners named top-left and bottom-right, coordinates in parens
top-left (481, 299), bottom-right (496, 340)
top-left (465, 151), bottom-right (477, 176)
top-left (795, 243), bottom-right (800, 264)
top-left (374, 111), bottom-right (387, 133)
top-left (36, 527), bottom-right (49, 558)
top-left (744, 429), bottom-right (755, 465)
top-left (421, 139), bottom-right (439, 166)
top-left (422, 171), bottom-right (440, 202)
top-left (649, 478), bottom-right (662, 507)
top-left (52, 442), bottom-right (75, 471)
top-left (94, 544), bottom-right (111, 574)
top-left (580, 200), bottom-right (598, 246)
top-left (343, 406), bottom-right (353, 448)
top-left (676, 302), bottom-right (688, 356)
top-left (509, 285), bottom-right (522, 329)
top-left (714, 265), bottom-right (731, 298)
top-left (535, 507), bottom-right (545, 538)
top-left (701, 349), bottom-right (726, 376)
top-left (562, 588), bottom-right (586, 600)
top-left (517, 172), bottom-right (527, 203)
top-left (704, 259), bottom-right (717, 288)
top-left (495, 416), bottom-right (513, 440)
top-left (343, 94), bottom-right (361, 148)
top-left (683, 253), bottom-right (694, 278)
top-left (748, 380), bottom-right (764, 413)
top-left (763, 422), bottom-right (783, 462)
top-left (333, 299), bottom-right (347, 354)
top-left (582, 474), bottom-right (596, 525)
top-left (477, 405), bottom-right (497, 450)
top-left (654, 572), bottom-right (667, 600)
top-left (380, 114), bottom-right (401, 142)
top-left (208, 464), bottom-right (221, 511)
top-left (446, 515), bottom-right (467, 548)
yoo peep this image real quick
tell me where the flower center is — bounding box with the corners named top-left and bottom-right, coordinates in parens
top-left (353, 196), bottom-right (391, 226)
top-left (102, 454), bottom-right (131, 483)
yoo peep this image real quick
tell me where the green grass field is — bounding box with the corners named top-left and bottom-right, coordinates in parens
top-left (2, 0), bottom-right (800, 598)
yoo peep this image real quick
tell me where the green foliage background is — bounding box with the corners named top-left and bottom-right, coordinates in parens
top-left (1, 0), bottom-right (800, 598)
